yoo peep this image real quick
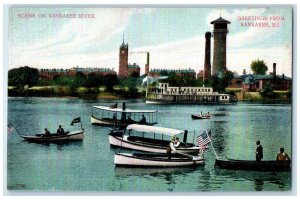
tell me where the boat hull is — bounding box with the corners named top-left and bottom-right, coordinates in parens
top-left (215, 159), bottom-right (291, 172)
top-left (21, 131), bottom-right (84, 143)
top-left (91, 115), bottom-right (157, 126)
top-left (109, 134), bottom-right (200, 155)
top-left (191, 115), bottom-right (210, 119)
top-left (115, 153), bottom-right (205, 167)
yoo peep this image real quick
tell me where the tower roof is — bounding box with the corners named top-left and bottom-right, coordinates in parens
top-left (210, 17), bottom-right (231, 24)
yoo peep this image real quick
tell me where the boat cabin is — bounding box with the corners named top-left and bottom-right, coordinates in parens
top-left (91, 103), bottom-right (158, 128)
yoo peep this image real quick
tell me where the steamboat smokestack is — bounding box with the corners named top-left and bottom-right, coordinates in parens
top-left (204, 32), bottom-right (212, 81)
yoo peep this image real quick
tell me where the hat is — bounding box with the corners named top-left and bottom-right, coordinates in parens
top-left (171, 136), bottom-right (176, 142)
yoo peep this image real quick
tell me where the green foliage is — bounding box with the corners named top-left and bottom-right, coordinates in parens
top-left (260, 83), bottom-right (275, 98)
top-left (251, 59), bottom-right (268, 75)
top-left (8, 66), bottom-right (39, 87)
top-left (166, 74), bottom-right (196, 87)
top-left (211, 70), bottom-right (234, 92)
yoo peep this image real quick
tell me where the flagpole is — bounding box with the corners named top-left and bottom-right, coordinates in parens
top-left (8, 122), bottom-right (22, 136)
top-left (206, 131), bottom-right (219, 159)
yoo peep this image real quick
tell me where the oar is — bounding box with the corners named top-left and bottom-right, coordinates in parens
top-left (175, 151), bottom-right (201, 161)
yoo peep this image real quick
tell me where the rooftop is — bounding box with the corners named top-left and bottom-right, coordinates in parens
top-left (150, 68), bottom-right (196, 73)
top-left (210, 17), bottom-right (231, 24)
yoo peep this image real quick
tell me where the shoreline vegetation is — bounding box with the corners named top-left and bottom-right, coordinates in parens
top-left (8, 85), bottom-right (291, 103)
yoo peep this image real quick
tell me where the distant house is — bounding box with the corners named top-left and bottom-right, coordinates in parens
top-left (229, 74), bottom-right (292, 92)
top-left (127, 63), bottom-right (141, 77)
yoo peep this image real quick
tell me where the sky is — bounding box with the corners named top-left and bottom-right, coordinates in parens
top-left (8, 7), bottom-right (293, 77)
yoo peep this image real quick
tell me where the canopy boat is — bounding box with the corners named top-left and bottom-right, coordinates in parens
top-left (109, 124), bottom-right (201, 155)
top-left (215, 159), bottom-right (291, 172)
top-left (20, 130), bottom-right (84, 143)
top-left (91, 102), bottom-right (158, 127)
top-left (191, 114), bottom-right (210, 119)
top-left (115, 152), bottom-right (205, 167)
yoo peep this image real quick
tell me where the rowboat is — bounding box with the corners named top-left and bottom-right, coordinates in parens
top-left (191, 114), bottom-right (210, 119)
top-left (215, 159), bottom-right (291, 172)
top-left (91, 102), bottom-right (158, 127)
top-left (20, 130), bottom-right (84, 143)
top-left (109, 124), bottom-right (201, 155)
top-left (114, 152), bottom-right (205, 167)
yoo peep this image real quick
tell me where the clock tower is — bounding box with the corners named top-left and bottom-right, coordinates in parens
top-left (119, 34), bottom-right (128, 77)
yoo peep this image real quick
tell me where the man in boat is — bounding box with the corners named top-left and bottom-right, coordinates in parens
top-left (255, 140), bottom-right (263, 161)
top-left (174, 137), bottom-right (180, 148)
top-left (140, 114), bottom-right (146, 124)
top-left (206, 112), bottom-right (210, 117)
top-left (112, 113), bottom-right (117, 121)
top-left (166, 137), bottom-right (179, 159)
top-left (276, 147), bottom-right (291, 161)
top-left (127, 115), bottom-right (133, 123)
top-left (43, 128), bottom-right (51, 137)
top-left (57, 125), bottom-right (65, 135)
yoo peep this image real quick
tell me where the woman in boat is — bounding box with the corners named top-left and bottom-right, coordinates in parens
top-left (276, 148), bottom-right (291, 161)
top-left (255, 140), bottom-right (263, 161)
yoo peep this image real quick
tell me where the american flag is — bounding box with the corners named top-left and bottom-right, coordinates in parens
top-left (196, 131), bottom-right (211, 150)
top-left (7, 123), bottom-right (14, 134)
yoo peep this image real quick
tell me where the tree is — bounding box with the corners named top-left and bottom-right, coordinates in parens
top-left (260, 82), bottom-right (275, 98)
top-left (211, 70), bottom-right (234, 92)
top-left (8, 66), bottom-right (39, 87)
top-left (251, 59), bottom-right (268, 75)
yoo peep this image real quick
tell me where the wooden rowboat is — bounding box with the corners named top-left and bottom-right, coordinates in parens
top-left (215, 159), bottom-right (291, 172)
top-left (191, 114), bottom-right (210, 119)
top-left (114, 152), bottom-right (205, 167)
top-left (20, 130), bottom-right (84, 143)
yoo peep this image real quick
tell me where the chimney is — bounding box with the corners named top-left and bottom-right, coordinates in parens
top-left (204, 32), bottom-right (212, 80)
top-left (282, 74), bottom-right (284, 80)
top-left (243, 69), bottom-right (246, 75)
top-left (145, 52), bottom-right (150, 75)
top-left (273, 63), bottom-right (276, 77)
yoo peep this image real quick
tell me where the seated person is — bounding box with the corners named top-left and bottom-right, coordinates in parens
top-left (140, 114), bottom-right (146, 123)
top-left (174, 137), bottom-right (181, 148)
top-left (127, 116), bottom-right (133, 123)
top-left (57, 125), bottom-right (65, 135)
top-left (276, 147), bottom-right (291, 161)
top-left (43, 128), bottom-right (51, 137)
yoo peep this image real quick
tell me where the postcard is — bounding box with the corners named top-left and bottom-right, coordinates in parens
top-left (5, 5), bottom-right (293, 193)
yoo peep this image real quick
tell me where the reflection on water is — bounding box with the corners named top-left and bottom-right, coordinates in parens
top-left (7, 98), bottom-right (292, 192)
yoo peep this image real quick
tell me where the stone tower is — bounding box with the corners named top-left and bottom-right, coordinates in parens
top-left (119, 35), bottom-right (128, 77)
top-left (211, 16), bottom-right (230, 76)
top-left (204, 32), bottom-right (212, 80)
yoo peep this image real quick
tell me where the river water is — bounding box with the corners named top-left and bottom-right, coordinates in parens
top-left (7, 97), bottom-right (292, 192)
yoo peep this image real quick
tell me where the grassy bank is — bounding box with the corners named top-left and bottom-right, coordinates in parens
top-left (8, 86), bottom-right (145, 99)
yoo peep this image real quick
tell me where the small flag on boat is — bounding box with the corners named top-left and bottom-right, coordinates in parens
top-left (196, 131), bottom-right (211, 150)
top-left (7, 123), bottom-right (14, 134)
top-left (109, 103), bottom-right (117, 109)
top-left (70, 117), bottom-right (81, 125)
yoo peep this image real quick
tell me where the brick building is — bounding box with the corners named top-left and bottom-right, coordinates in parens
top-left (39, 67), bottom-right (116, 80)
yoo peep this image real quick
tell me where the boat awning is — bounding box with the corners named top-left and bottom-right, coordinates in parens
top-left (93, 106), bottom-right (157, 113)
top-left (126, 124), bottom-right (184, 136)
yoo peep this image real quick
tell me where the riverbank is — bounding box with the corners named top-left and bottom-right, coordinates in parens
top-left (8, 86), bottom-right (291, 102)
top-left (8, 86), bottom-right (145, 99)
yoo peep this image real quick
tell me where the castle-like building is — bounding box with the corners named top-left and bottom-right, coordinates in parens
top-left (118, 38), bottom-right (140, 78)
